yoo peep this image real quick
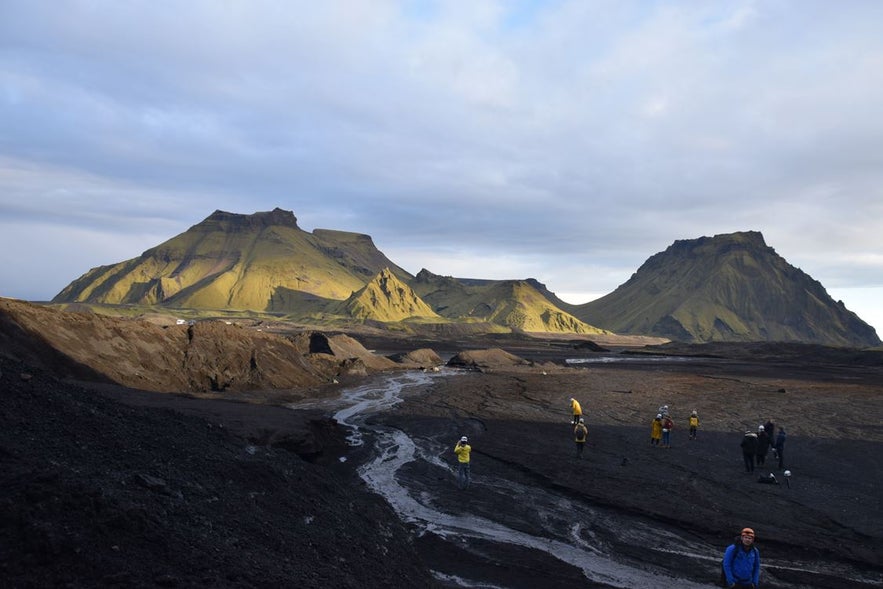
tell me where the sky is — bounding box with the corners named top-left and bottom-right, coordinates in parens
top-left (1, 1), bottom-right (882, 335)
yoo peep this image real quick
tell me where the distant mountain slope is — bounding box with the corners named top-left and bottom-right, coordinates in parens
top-left (570, 231), bottom-right (880, 346)
top-left (411, 270), bottom-right (610, 334)
top-left (334, 268), bottom-right (441, 322)
top-left (53, 209), bottom-right (412, 312)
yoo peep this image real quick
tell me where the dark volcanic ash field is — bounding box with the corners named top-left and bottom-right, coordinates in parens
top-left (1, 303), bottom-right (882, 588)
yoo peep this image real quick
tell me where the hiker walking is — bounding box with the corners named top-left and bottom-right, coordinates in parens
top-left (764, 419), bottom-right (777, 460)
top-left (741, 430), bottom-right (758, 473)
top-left (774, 428), bottom-right (787, 470)
top-left (574, 418), bottom-right (588, 459)
top-left (763, 419), bottom-right (775, 441)
top-left (755, 425), bottom-right (770, 466)
top-left (689, 410), bottom-right (700, 440)
top-left (661, 414), bottom-right (674, 448)
top-left (454, 436), bottom-right (471, 489)
top-left (650, 414), bottom-right (663, 447)
top-left (570, 397), bottom-right (583, 426)
top-left (721, 527), bottom-right (761, 588)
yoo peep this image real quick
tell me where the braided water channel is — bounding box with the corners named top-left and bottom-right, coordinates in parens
top-left (291, 369), bottom-right (879, 588)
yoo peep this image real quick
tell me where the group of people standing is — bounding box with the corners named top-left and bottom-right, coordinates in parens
top-left (454, 397), bottom-right (770, 586)
top-left (741, 421), bottom-right (786, 473)
top-left (649, 405), bottom-right (679, 448)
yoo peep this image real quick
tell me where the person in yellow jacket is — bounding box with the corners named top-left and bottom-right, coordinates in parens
top-left (650, 414), bottom-right (663, 446)
top-left (454, 436), bottom-right (471, 489)
top-left (570, 397), bottom-right (583, 425)
top-left (689, 410), bottom-right (700, 440)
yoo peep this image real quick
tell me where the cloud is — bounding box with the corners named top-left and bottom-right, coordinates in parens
top-left (0, 0), bottom-right (881, 330)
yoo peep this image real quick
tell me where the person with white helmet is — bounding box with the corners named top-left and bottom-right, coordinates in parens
top-left (650, 414), bottom-right (663, 447)
top-left (741, 430), bottom-right (759, 473)
top-left (570, 397), bottom-right (583, 425)
top-left (755, 425), bottom-right (771, 466)
top-left (454, 436), bottom-right (472, 490)
top-left (688, 410), bottom-right (700, 440)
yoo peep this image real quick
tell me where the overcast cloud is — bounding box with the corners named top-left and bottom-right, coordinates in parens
top-left (1, 1), bottom-right (881, 334)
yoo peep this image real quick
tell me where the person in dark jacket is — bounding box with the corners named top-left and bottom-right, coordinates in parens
top-left (721, 527), bottom-right (761, 588)
top-left (765, 420), bottom-right (777, 459)
top-left (763, 419), bottom-right (775, 441)
top-left (774, 428), bottom-right (787, 470)
top-left (755, 425), bottom-right (770, 466)
top-left (741, 431), bottom-right (758, 473)
top-left (574, 418), bottom-right (588, 459)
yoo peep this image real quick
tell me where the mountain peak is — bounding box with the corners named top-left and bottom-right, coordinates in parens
top-left (339, 268), bottom-right (439, 322)
top-left (201, 208), bottom-right (300, 230)
top-left (52, 208), bottom-right (405, 311)
top-left (576, 231), bottom-right (879, 346)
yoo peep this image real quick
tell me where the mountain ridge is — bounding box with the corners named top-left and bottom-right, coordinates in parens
top-left (570, 231), bottom-right (879, 346)
top-left (54, 208), bottom-right (411, 311)
top-left (51, 212), bottom-right (880, 346)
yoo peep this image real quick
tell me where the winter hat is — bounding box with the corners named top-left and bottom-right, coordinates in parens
top-left (579, 418), bottom-right (584, 424)
top-left (656, 414), bottom-right (662, 419)
top-left (758, 425), bottom-right (765, 431)
top-left (460, 436), bottom-right (468, 443)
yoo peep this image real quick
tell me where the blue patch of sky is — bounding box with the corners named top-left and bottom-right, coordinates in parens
top-left (402, 0), bottom-right (562, 32)
top-left (500, 0), bottom-right (560, 31)
top-left (401, 0), bottom-right (440, 22)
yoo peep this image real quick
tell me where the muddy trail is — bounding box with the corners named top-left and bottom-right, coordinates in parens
top-left (301, 364), bottom-right (883, 589)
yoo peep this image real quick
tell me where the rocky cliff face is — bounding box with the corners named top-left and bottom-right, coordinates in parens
top-left (571, 231), bottom-right (880, 346)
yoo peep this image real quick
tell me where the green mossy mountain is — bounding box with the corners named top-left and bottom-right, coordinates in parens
top-left (567, 231), bottom-right (880, 347)
top-left (52, 212), bottom-right (879, 344)
top-left (411, 270), bottom-right (609, 335)
top-left (52, 209), bottom-right (609, 335)
top-left (333, 268), bottom-right (441, 323)
top-left (53, 209), bottom-right (412, 312)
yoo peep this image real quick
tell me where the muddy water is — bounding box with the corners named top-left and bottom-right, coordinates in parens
top-left (293, 370), bottom-right (879, 588)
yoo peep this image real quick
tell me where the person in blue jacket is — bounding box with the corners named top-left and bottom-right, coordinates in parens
top-left (721, 527), bottom-right (761, 588)
top-left (774, 427), bottom-right (787, 470)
